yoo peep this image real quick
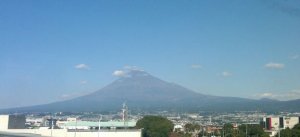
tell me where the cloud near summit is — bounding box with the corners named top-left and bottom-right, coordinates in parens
top-left (112, 66), bottom-right (145, 77)
top-left (113, 70), bottom-right (127, 77)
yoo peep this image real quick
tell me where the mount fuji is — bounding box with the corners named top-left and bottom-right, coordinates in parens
top-left (1, 70), bottom-right (300, 113)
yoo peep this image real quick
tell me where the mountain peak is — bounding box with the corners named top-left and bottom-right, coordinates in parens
top-left (126, 69), bottom-right (149, 77)
top-left (113, 68), bottom-right (150, 79)
top-left (2, 68), bottom-right (300, 113)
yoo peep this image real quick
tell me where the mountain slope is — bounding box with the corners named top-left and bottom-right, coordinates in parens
top-left (1, 70), bottom-right (300, 113)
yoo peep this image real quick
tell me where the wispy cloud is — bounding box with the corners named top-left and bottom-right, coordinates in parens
top-left (123, 65), bottom-right (144, 71)
top-left (254, 92), bottom-right (274, 98)
top-left (60, 91), bottom-right (91, 100)
top-left (254, 90), bottom-right (300, 101)
top-left (264, 62), bottom-right (285, 69)
top-left (262, 0), bottom-right (300, 17)
top-left (80, 80), bottom-right (87, 85)
top-left (290, 54), bottom-right (299, 60)
top-left (190, 64), bottom-right (202, 69)
top-left (75, 64), bottom-right (89, 70)
top-left (221, 71), bottom-right (232, 77)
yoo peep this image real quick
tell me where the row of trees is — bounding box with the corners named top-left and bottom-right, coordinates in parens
top-left (135, 116), bottom-right (271, 137)
top-left (213, 123), bottom-right (269, 137)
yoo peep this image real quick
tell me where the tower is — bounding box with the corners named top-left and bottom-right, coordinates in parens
top-left (122, 102), bottom-right (128, 128)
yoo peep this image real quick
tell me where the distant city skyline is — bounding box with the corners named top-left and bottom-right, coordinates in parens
top-left (0, 0), bottom-right (300, 109)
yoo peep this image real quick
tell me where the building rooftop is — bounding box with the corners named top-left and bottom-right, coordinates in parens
top-left (65, 121), bottom-right (136, 128)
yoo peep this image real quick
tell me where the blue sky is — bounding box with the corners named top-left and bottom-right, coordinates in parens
top-left (0, 0), bottom-right (300, 108)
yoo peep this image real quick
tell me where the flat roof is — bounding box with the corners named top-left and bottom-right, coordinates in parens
top-left (65, 121), bottom-right (136, 128)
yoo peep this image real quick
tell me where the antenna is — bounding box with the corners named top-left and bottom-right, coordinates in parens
top-left (98, 115), bottom-right (102, 137)
top-left (51, 114), bottom-right (54, 137)
top-left (122, 102), bottom-right (128, 129)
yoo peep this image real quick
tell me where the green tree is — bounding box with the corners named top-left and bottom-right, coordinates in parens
top-left (221, 123), bottom-right (234, 137)
top-left (170, 132), bottom-right (192, 137)
top-left (291, 124), bottom-right (300, 136)
top-left (275, 123), bottom-right (300, 137)
top-left (135, 115), bottom-right (174, 137)
top-left (238, 124), bottom-right (269, 137)
top-left (184, 123), bottom-right (200, 133)
top-left (278, 128), bottom-right (292, 137)
top-left (218, 123), bottom-right (268, 137)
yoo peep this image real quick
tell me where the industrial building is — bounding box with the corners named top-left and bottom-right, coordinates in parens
top-left (62, 120), bottom-right (137, 130)
top-left (0, 116), bottom-right (142, 137)
top-left (261, 116), bottom-right (300, 137)
top-left (0, 104), bottom-right (142, 137)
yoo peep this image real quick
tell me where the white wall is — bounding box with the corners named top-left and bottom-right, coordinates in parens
top-left (271, 117), bottom-right (280, 129)
top-left (2, 129), bottom-right (142, 137)
top-left (285, 117), bottom-right (299, 129)
top-left (68, 130), bottom-right (142, 137)
top-left (0, 115), bottom-right (9, 130)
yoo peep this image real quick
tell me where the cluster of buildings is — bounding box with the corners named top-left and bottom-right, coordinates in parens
top-left (1, 109), bottom-right (300, 137)
top-left (0, 104), bottom-right (142, 137)
top-left (168, 112), bottom-right (300, 137)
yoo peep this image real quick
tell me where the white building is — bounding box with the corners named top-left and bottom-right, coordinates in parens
top-left (0, 115), bottom-right (26, 130)
top-left (261, 116), bottom-right (300, 137)
top-left (62, 120), bottom-right (137, 129)
top-left (173, 124), bottom-right (184, 132)
top-left (0, 128), bottom-right (142, 137)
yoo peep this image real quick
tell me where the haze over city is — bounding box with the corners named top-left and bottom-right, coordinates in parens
top-left (1, 0), bottom-right (300, 109)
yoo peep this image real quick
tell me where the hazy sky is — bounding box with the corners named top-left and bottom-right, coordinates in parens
top-left (0, 0), bottom-right (300, 109)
